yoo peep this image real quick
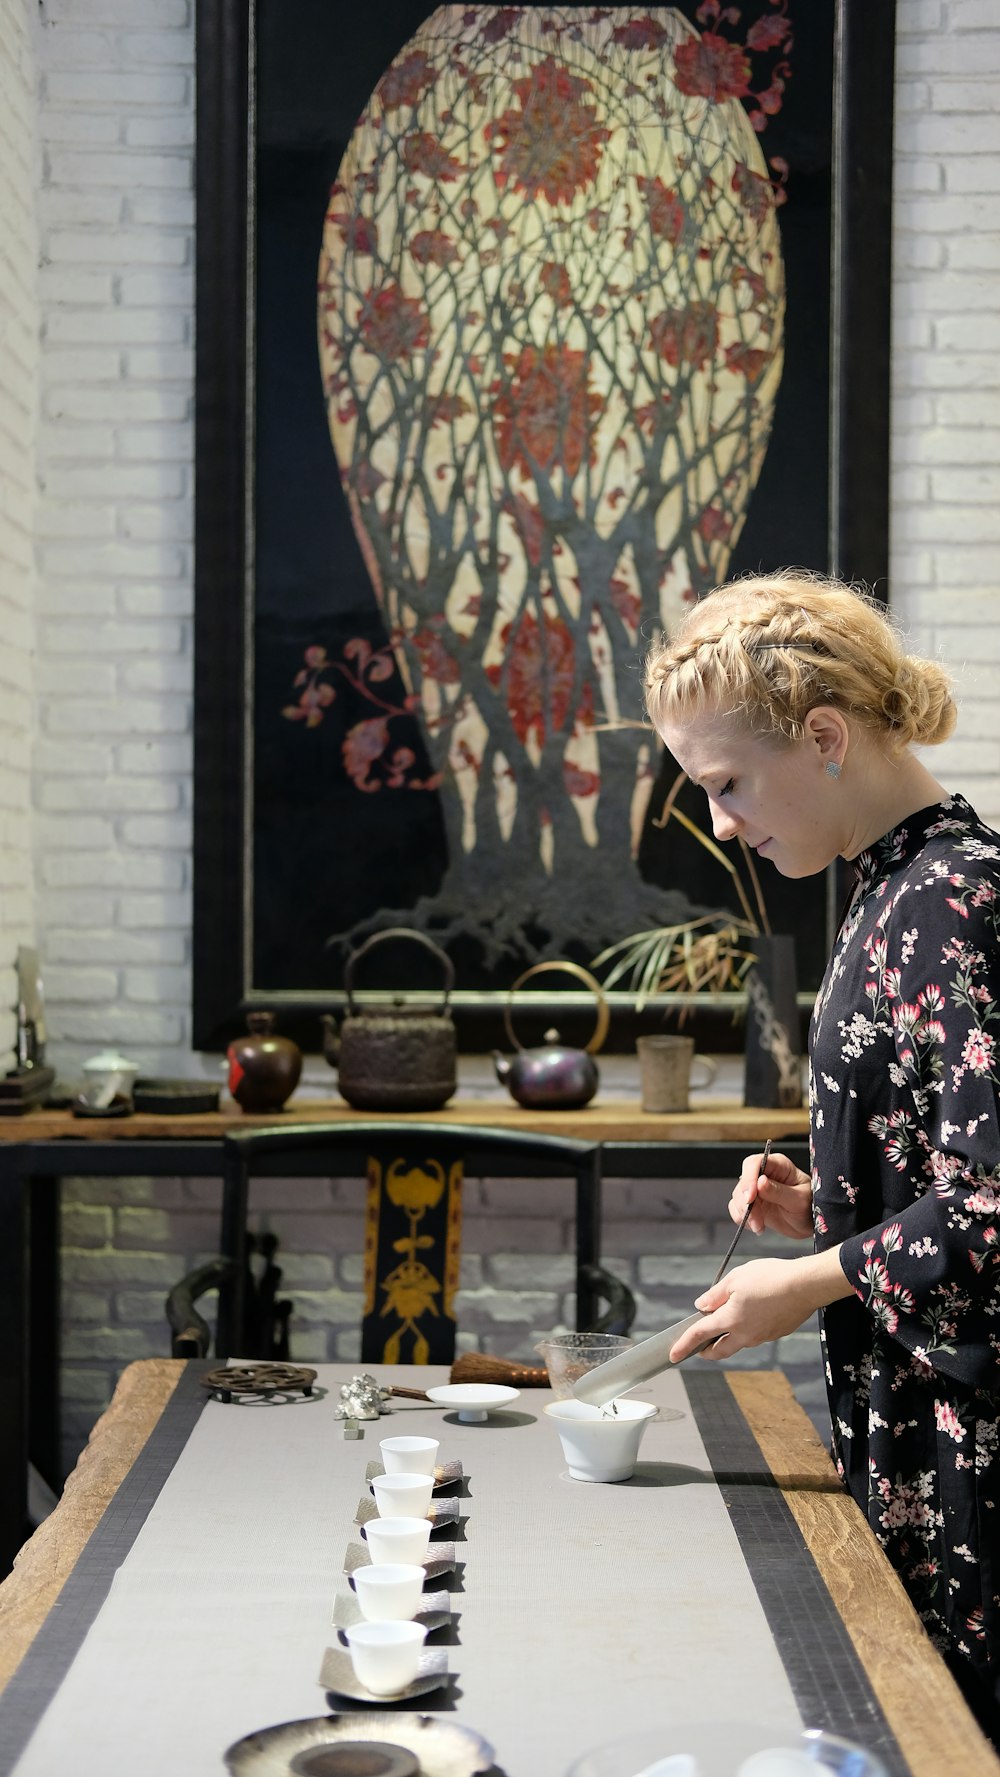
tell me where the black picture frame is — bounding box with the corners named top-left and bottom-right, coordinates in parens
top-left (193, 0), bottom-right (895, 1052)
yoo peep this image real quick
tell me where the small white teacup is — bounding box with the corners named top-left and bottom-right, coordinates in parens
top-left (344, 1619), bottom-right (427, 1695)
top-left (379, 1434), bottom-right (440, 1476)
top-left (544, 1397), bottom-right (658, 1483)
top-left (352, 1561), bottom-right (426, 1623)
top-left (363, 1514), bottom-right (432, 1566)
top-left (371, 1470), bottom-right (434, 1519)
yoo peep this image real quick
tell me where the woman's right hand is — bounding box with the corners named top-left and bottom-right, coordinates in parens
top-left (731, 1148), bottom-right (813, 1241)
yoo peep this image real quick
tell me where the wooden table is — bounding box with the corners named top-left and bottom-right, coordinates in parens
top-left (0, 1098), bottom-right (809, 1144)
top-left (1, 1359), bottom-right (995, 1777)
top-left (0, 1099), bottom-right (809, 1574)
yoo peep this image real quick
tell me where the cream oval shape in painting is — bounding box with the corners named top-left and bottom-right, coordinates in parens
top-left (318, 5), bottom-right (784, 877)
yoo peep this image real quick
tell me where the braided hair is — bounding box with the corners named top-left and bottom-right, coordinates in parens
top-left (644, 570), bottom-right (955, 750)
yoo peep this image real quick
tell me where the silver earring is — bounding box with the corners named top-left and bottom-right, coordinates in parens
top-left (826, 760), bottom-right (841, 780)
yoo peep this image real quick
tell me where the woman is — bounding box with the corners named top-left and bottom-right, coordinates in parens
top-left (646, 570), bottom-right (1000, 1737)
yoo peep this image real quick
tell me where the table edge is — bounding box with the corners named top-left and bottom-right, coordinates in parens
top-left (728, 1371), bottom-right (1000, 1777)
top-left (0, 1358), bottom-right (184, 1696)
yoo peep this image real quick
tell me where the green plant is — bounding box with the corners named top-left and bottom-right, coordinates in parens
top-left (591, 771), bottom-right (771, 1011)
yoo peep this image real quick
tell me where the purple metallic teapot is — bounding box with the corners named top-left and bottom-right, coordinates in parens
top-left (493, 962), bottom-right (609, 1110)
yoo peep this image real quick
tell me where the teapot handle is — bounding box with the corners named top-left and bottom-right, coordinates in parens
top-left (503, 961), bottom-right (610, 1056)
top-left (344, 927), bottom-right (455, 1013)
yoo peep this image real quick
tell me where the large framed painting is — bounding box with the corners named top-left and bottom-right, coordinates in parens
top-left (193, 0), bottom-right (895, 1050)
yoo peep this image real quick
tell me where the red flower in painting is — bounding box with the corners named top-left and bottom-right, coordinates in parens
top-left (343, 717), bottom-right (390, 789)
top-left (482, 6), bottom-right (520, 43)
top-left (353, 461), bottom-right (387, 499)
top-left (490, 612), bottom-right (575, 746)
top-left (746, 14), bottom-right (792, 53)
top-left (331, 214), bottom-right (377, 257)
top-left (612, 16), bottom-right (667, 50)
top-left (401, 132), bottom-right (465, 182)
top-left (504, 492), bottom-right (546, 568)
top-left (360, 286), bottom-right (429, 364)
top-left (732, 265), bottom-right (768, 307)
top-left (636, 176), bottom-right (685, 247)
top-left (494, 344), bottom-right (598, 480)
top-left (411, 625), bottom-right (461, 687)
top-left (724, 341), bottom-right (772, 381)
top-left (697, 506), bottom-right (731, 542)
top-left (409, 228), bottom-right (459, 267)
top-left (539, 261), bottom-right (573, 308)
top-left (283, 681), bottom-right (334, 728)
top-left (564, 761), bottom-right (600, 797)
top-left (732, 162), bottom-right (773, 225)
top-left (673, 33), bottom-right (751, 102)
top-left (649, 301), bottom-right (719, 369)
top-left (428, 392), bottom-right (471, 428)
top-left (609, 578), bottom-right (641, 632)
top-left (378, 50), bottom-right (435, 112)
top-left (485, 58), bottom-right (610, 206)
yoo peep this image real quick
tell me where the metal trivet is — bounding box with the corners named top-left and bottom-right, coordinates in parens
top-left (200, 1363), bottom-right (318, 1403)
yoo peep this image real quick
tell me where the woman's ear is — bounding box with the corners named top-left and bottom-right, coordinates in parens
top-left (803, 704), bottom-right (849, 773)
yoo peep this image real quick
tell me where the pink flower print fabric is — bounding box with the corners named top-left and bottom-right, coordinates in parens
top-left (810, 794), bottom-right (1000, 1723)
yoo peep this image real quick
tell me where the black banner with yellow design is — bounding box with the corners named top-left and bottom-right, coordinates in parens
top-left (361, 1147), bottom-right (463, 1365)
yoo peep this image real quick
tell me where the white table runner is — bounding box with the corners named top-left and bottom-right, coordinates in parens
top-left (10, 1365), bottom-right (802, 1777)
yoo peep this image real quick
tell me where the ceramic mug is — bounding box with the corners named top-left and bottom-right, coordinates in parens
top-left (636, 1035), bottom-right (716, 1113)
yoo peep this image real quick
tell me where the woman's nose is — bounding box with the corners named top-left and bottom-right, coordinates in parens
top-left (710, 801), bottom-right (741, 842)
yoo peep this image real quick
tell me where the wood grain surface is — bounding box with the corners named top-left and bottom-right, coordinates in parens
top-left (0, 1099), bottom-right (809, 1144)
top-left (729, 1371), bottom-right (1000, 1777)
top-left (0, 1359), bottom-right (183, 1695)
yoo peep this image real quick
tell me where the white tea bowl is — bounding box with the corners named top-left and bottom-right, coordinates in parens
top-left (351, 1561), bottom-right (426, 1623)
top-left (379, 1434), bottom-right (440, 1476)
top-left (544, 1397), bottom-right (658, 1483)
top-left (363, 1514), bottom-right (432, 1566)
top-left (371, 1470), bottom-right (434, 1518)
top-left (344, 1618), bottom-right (427, 1695)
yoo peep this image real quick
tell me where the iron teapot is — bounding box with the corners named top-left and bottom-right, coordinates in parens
top-left (322, 927), bottom-right (457, 1111)
top-left (493, 962), bottom-right (609, 1110)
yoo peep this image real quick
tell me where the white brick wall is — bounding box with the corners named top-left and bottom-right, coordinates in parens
top-left (892, 1), bottom-right (1000, 824)
top-left (25, 0), bottom-right (1000, 1079)
top-left (19, 0), bottom-right (1000, 1476)
top-left (35, 0), bottom-right (193, 1074)
top-left (0, 0), bottom-right (39, 1071)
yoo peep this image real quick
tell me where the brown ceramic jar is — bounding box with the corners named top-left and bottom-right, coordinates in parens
top-left (226, 1011), bottom-right (302, 1112)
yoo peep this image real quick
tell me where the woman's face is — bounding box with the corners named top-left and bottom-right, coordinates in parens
top-left (656, 710), bottom-right (852, 879)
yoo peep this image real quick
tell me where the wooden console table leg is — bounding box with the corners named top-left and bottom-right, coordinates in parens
top-left (0, 1148), bottom-right (29, 1576)
top-left (28, 1176), bottom-right (61, 1494)
top-left (575, 1150), bottom-right (602, 1332)
top-left (217, 1149), bottom-right (249, 1359)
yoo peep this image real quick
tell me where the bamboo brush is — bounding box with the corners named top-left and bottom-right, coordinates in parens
top-left (387, 1351), bottom-right (550, 1399)
top-left (449, 1351), bottom-right (549, 1388)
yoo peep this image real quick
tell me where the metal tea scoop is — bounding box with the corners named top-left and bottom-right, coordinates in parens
top-left (711, 1139), bottom-right (772, 1286)
top-left (572, 1141), bottom-right (774, 1408)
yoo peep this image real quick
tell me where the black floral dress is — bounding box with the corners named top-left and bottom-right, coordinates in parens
top-left (811, 793), bottom-right (1000, 1728)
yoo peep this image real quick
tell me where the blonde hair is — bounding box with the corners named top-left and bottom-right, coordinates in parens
top-left (643, 570), bottom-right (956, 750)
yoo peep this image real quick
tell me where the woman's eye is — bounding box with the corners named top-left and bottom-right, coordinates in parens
top-left (719, 778), bottom-right (735, 797)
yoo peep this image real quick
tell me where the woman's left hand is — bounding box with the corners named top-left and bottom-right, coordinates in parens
top-left (667, 1250), bottom-right (853, 1363)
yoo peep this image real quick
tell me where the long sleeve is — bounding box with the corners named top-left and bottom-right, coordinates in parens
top-left (838, 875), bottom-right (1000, 1393)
